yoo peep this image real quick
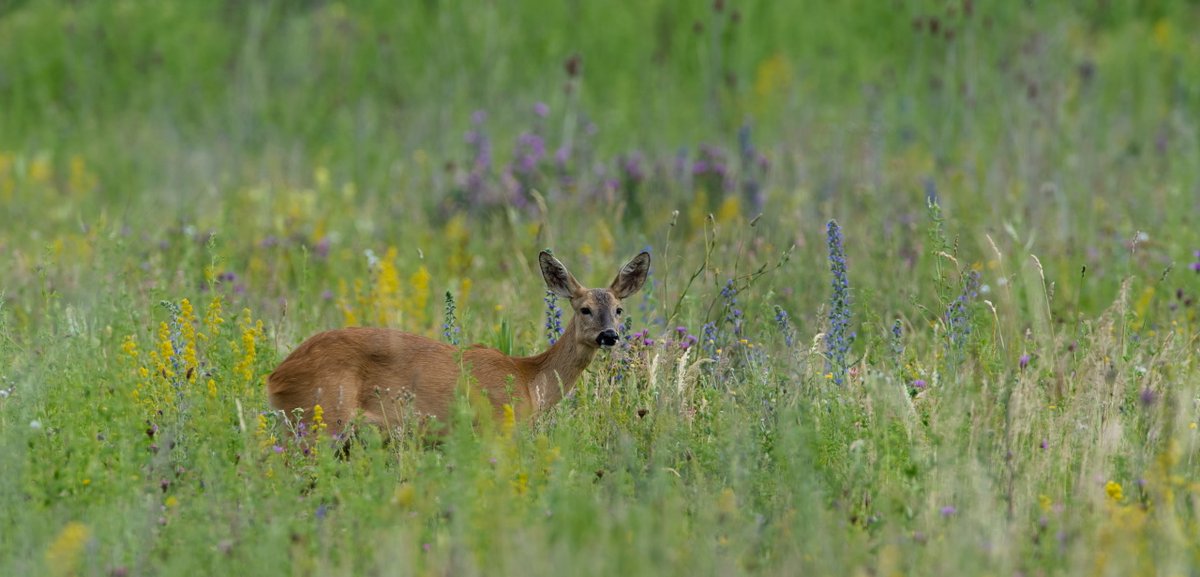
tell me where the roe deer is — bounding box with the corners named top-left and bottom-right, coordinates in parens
top-left (267, 250), bottom-right (650, 433)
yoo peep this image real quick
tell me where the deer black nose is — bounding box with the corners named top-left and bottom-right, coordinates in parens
top-left (597, 329), bottom-right (619, 347)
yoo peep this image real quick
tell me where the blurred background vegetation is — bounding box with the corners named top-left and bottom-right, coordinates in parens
top-left (3, 1), bottom-right (1200, 575)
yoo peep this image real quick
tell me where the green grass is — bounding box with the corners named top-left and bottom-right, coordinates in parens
top-left (3, 1), bottom-right (1200, 575)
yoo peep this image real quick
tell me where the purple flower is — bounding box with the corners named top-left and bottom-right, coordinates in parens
top-left (533, 102), bottom-right (549, 118)
top-left (314, 237), bottom-right (331, 259)
top-left (912, 379), bottom-right (927, 389)
top-left (945, 270), bottom-right (980, 351)
top-left (1019, 354), bottom-right (1030, 370)
top-left (940, 505), bottom-right (957, 517)
top-left (544, 289), bottom-right (564, 345)
top-left (1139, 387), bottom-right (1156, 407)
top-left (826, 220), bottom-right (854, 385)
top-left (774, 306), bottom-right (794, 347)
top-left (555, 145), bottom-right (571, 167)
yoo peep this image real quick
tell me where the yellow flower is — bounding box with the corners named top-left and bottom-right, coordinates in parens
top-left (337, 278), bottom-right (359, 326)
top-left (233, 310), bottom-right (262, 386)
top-left (313, 404), bottom-right (327, 435)
top-left (1038, 494), bottom-right (1052, 513)
top-left (120, 334), bottom-right (139, 360)
top-left (1105, 480), bottom-right (1124, 502)
top-left (406, 265), bottom-right (431, 327)
top-left (67, 155), bottom-right (97, 194)
top-left (444, 214), bottom-right (470, 273)
top-left (512, 472), bottom-right (528, 495)
top-left (178, 299), bottom-right (198, 383)
top-left (256, 413), bottom-right (277, 451)
top-left (392, 484), bottom-right (416, 508)
top-left (203, 295), bottom-right (224, 340)
top-left (717, 488), bottom-right (738, 516)
top-left (29, 154), bottom-right (52, 185)
top-left (500, 403), bottom-right (516, 437)
top-left (156, 322), bottom-right (175, 376)
top-left (715, 196), bottom-right (741, 224)
top-left (45, 521), bottom-right (89, 577)
top-left (375, 247), bottom-right (402, 326)
top-left (459, 278), bottom-right (472, 308)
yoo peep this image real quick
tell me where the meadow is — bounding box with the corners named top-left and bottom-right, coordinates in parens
top-left (2, 1), bottom-right (1200, 575)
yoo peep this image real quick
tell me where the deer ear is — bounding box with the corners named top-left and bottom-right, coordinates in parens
top-left (540, 251), bottom-right (583, 299)
top-left (610, 251), bottom-right (650, 299)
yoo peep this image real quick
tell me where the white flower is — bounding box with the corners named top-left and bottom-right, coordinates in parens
top-left (29, 420), bottom-right (42, 430)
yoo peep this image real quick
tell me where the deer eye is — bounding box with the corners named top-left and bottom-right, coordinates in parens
top-left (616, 308), bottom-right (624, 316)
top-left (580, 307), bottom-right (592, 316)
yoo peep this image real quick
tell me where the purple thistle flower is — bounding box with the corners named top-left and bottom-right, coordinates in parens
top-left (940, 505), bottom-right (957, 517)
top-left (912, 379), bottom-right (927, 389)
top-left (1019, 353), bottom-right (1030, 370)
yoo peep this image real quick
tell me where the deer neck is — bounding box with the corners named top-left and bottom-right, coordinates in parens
top-left (525, 316), bottom-right (596, 410)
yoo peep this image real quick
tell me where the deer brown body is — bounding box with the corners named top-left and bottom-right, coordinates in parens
top-left (266, 251), bottom-right (650, 433)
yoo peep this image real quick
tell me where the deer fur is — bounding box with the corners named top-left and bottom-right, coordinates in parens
top-left (266, 250), bottom-right (650, 433)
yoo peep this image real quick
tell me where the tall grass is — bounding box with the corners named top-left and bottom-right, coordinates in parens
top-left (2, 1), bottom-right (1200, 575)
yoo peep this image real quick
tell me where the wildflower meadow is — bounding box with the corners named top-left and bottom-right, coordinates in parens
top-left (3, 2), bottom-right (1200, 575)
